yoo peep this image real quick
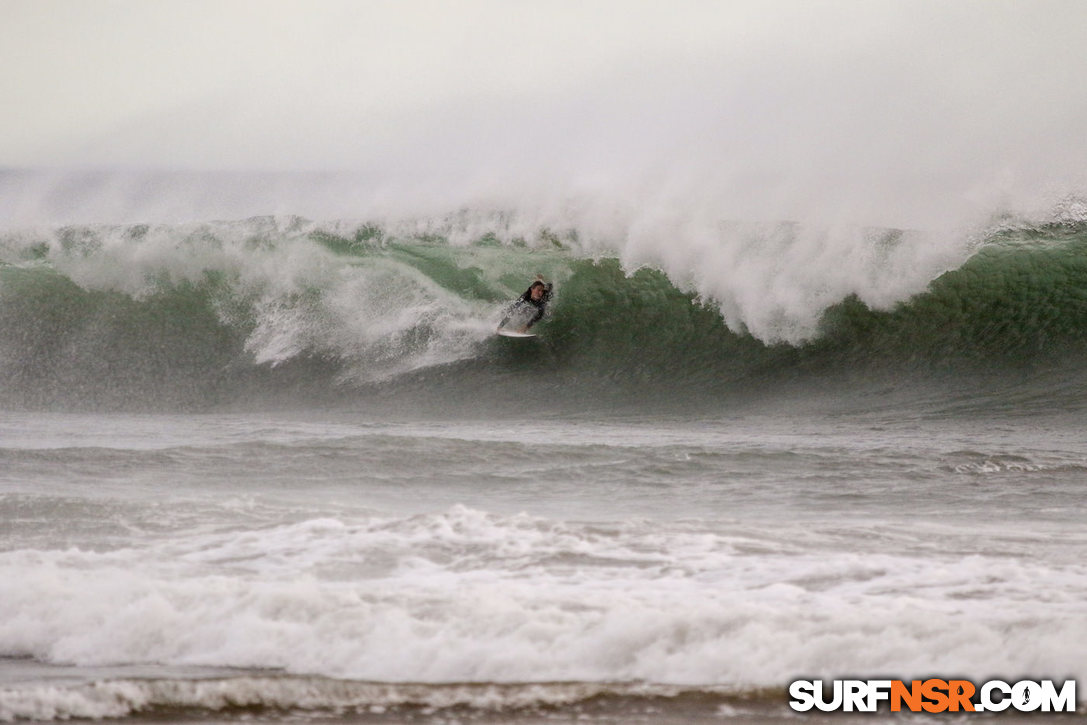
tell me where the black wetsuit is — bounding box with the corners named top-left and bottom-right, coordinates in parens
top-left (501, 283), bottom-right (553, 329)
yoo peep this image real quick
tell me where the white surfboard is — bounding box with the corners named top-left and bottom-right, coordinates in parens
top-left (496, 329), bottom-right (537, 338)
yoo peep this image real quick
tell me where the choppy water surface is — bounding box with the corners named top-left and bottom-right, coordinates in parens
top-left (1, 214), bottom-right (1086, 722)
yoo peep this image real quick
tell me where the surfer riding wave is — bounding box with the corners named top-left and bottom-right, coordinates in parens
top-left (498, 276), bottom-right (553, 333)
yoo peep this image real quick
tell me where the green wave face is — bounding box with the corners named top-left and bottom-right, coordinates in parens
top-left (3, 217), bottom-right (1087, 412)
top-left (816, 230), bottom-right (1087, 367)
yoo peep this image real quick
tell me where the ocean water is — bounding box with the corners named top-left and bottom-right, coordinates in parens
top-left (1, 211), bottom-right (1086, 723)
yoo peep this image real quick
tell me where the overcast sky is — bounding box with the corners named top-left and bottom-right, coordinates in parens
top-left (3, 0), bottom-right (1087, 225)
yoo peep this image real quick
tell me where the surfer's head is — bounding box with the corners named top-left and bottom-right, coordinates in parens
top-left (529, 281), bottom-right (546, 301)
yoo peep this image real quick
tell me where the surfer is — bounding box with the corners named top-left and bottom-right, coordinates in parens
top-left (499, 276), bottom-right (553, 333)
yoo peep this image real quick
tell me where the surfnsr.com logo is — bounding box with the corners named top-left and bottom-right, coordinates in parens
top-left (789, 679), bottom-right (1077, 713)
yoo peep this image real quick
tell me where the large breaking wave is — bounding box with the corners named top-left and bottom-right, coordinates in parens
top-left (2, 208), bottom-right (1087, 411)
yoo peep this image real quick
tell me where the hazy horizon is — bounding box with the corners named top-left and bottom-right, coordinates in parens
top-left (4, 0), bottom-right (1087, 227)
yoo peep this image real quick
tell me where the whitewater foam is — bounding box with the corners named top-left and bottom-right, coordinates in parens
top-left (1, 507), bottom-right (1083, 689)
top-left (0, 674), bottom-right (743, 722)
